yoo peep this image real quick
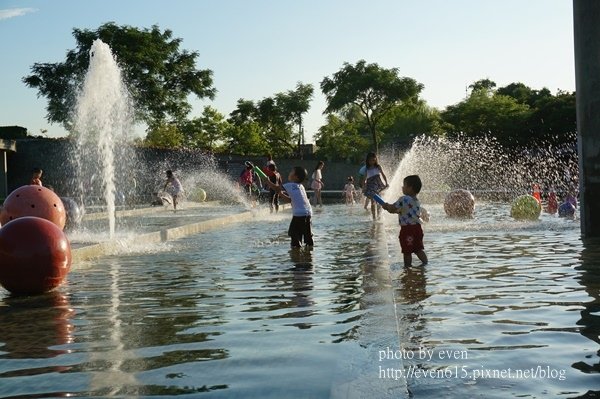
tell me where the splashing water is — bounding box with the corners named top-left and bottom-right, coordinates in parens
top-left (384, 135), bottom-right (578, 203)
top-left (179, 156), bottom-right (250, 207)
top-left (145, 152), bottom-right (252, 208)
top-left (72, 40), bottom-right (134, 238)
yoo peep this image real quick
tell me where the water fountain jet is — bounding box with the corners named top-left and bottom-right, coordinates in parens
top-left (72, 39), bottom-right (134, 238)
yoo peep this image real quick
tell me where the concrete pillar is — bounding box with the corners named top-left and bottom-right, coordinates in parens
top-left (0, 140), bottom-right (17, 200)
top-left (1, 151), bottom-right (7, 199)
top-left (573, 1), bottom-right (600, 237)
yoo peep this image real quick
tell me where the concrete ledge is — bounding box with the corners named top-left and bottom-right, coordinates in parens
top-left (82, 201), bottom-right (214, 221)
top-left (71, 208), bottom-right (270, 265)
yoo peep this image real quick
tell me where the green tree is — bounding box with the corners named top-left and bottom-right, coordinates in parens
top-left (314, 110), bottom-right (370, 163)
top-left (381, 101), bottom-right (444, 147)
top-left (443, 79), bottom-right (576, 146)
top-left (256, 96), bottom-right (294, 156)
top-left (496, 82), bottom-right (553, 107)
top-left (442, 86), bottom-right (531, 146)
top-left (321, 60), bottom-right (423, 153)
top-left (468, 78), bottom-right (497, 94)
top-left (276, 82), bottom-right (314, 150)
top-left (527, 90), bottom-right (576, 144)
top-left (226, 99), bottom-right (269, 156)
top-left (179, 106), bottom-right (228, 151)
top-left (225, 82), bottom-right (313, 158)
top-left (495, 82), bottom-right (575, 143)
top-left (143, 123), bottom-right (184, 148)
top-left (228, 99), bottom-right (257, 125)
top-left (23, 22), bottom-right (215, 131)
top-left (224, 122), bottom-right (270, 156)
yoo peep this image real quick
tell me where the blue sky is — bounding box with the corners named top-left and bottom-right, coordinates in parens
top-left (0, 0), bottom-right (574, 142)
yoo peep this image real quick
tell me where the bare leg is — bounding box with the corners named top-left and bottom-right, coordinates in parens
top-left (416, 250), bottom-right (428, 265)
top-left (370, 201), bottom-right (377, 220)
top-left (173, 195), bottom-right (178, 210)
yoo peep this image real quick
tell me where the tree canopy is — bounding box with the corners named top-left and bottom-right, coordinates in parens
top-left (23, 22), bottom-right (215, 131)
top-left (321, 60), bottom-right (424, 153)
top-left (442, 79), bottom-right (575, 146)
top-left (225, 82), bottom-right (314, 157)
top-left (314, 108), bottom-right (371, 163)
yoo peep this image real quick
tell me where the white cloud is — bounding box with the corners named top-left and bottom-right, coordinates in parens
top-left (0, 7), bottom-right (37, 21)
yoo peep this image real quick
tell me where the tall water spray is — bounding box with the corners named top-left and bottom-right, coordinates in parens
top-left (72, 40), bottom-right (134, 238)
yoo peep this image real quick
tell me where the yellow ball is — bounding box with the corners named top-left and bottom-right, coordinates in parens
top-left (511, 195), bottom-right (541, 220)
top-left (188, 187), bottom-right (207, 202)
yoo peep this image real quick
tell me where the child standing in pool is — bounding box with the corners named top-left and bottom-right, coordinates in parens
top-left (263, 166), bottom-right (314, 248)
top-left (382, 175), bottom-right (428, 267)
top-left (31, 167), bottom-right (43, 186)
top-left (267, 162), bottom-right (283, 213)
top-left (311, 160), bottom-right (325, 207)
top-left (362, 152), bottom-right (389, 220)
top-left (344, 176), bottom-right (355, 205)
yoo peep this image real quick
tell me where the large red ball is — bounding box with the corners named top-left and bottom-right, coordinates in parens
top-left (444, 189), bottom-right (475, 218)
top-left (0, 216), bottom-right (72, 295)
top-left (0, 185), bottom-right (66, 230)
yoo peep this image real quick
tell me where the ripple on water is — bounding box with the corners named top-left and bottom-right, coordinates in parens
top-left (386, 203), bottom-right (598, 398)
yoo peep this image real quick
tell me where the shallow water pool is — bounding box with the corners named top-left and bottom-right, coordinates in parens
top-left (0, 203), bottom-right (598, 398)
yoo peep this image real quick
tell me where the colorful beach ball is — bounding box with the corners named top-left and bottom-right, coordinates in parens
top-left (444, 189), bottom-right (475, 218)
top-left (558, 202), bottom-right (576, 218)
top-left (510, 195), bottom-right (542, 221)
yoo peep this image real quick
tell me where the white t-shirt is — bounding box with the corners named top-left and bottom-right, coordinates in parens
top-left (283, 182), bottom-right (312, 217)
top-left (167, 176), bottom-right (183, 195)
top-left (312, 169), bottom-right (322, 182)
top-left (366, 166), bottom-right (381, 179)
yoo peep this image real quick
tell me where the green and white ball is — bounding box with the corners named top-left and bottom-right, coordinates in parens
top-left (189, 187), bottom-right (207, 202)
top-left (510, 195), bottom-right (541, 220)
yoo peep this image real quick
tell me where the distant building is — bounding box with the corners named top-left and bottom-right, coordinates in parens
top-left (0, 126), bottom-right (28, 139)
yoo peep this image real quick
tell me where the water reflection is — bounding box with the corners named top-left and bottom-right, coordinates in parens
top-left (573, 238), bottom-right (600, 387)
top-left (286, 248), bottom-right (315, 329)
top-left (398, 266), bottom-right (428, 305)
top-left (0, 291), bottom-right (74, 362)
top-left (2, 204), bottom-right (598, 398)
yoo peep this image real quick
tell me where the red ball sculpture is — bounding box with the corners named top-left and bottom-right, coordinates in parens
top-left (0, 216), bottom-right (72, 295)
top-left (0, 185), bottom-right (66, 230)
top-left (444, 189), bottom-right (475, 218)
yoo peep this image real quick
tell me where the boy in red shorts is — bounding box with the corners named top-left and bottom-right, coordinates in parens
top-left (382, 175), bottom-right (428, 267)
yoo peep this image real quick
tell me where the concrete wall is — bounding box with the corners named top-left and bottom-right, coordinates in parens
top-left (5, 138), bottom-right (364, 201)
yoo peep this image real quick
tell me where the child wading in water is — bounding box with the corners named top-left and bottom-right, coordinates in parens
top-left (362, 152), bottom-right (389, 220)
top-left (163, 170), bottom-right (183, 211)
top-left (263, 166), bottom-right (314, 248)
top-left (382, 175), bottom-right (428, 267)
